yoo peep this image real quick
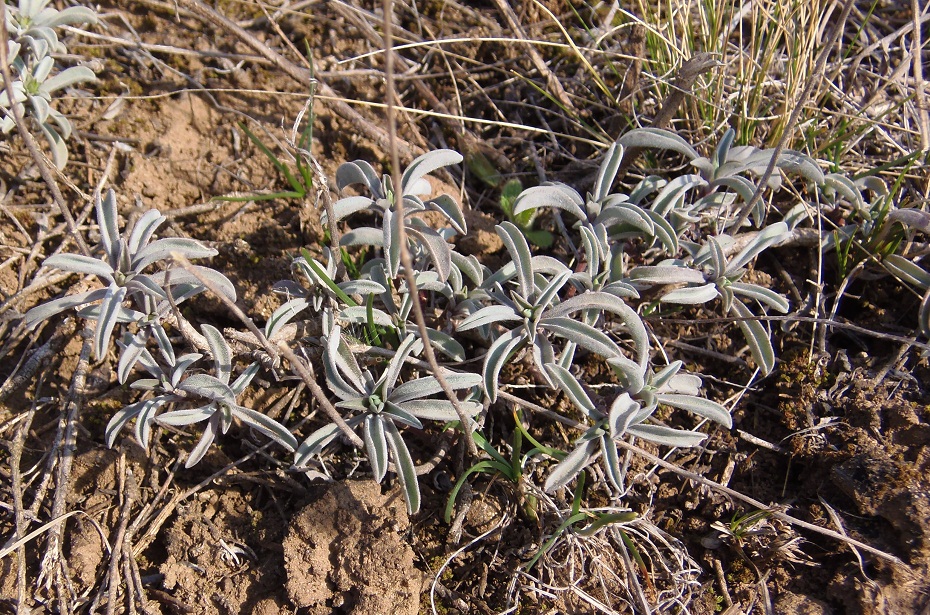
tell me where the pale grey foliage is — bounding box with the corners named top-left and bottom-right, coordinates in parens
top-left (330, 149), bottom-right (466, 280)
top-left (294, 329), bottom-right (481, 514)
top-left (2, 0), bottom-right (97, 168)
top-left (106, 324), bottom-right (296, 467)
top-left (543, 360), bottom-right (731, 493)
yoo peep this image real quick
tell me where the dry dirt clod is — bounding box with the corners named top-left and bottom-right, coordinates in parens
top-left (282, 479), bottom-right (425, 615)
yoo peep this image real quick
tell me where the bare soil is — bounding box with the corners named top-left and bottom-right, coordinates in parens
top-left (1, 1), bottom-right (928, 614)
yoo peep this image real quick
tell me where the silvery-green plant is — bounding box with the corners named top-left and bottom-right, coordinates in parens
top-left (617, 127), bottom-right (824, 231)
top-left (629, 222), bottom-right (792, 375)
top-left (458, 221), bottom-right (648, 401)
top-left (331, 149), bottom-right (466, 280)
top-left (294, 328), bottom-right (482, 513)
top-left (23, 189), bottom-right (234, 359)
top-left (512, 142), bottom-right (679, 254)
top-left (107, 324), bottom-right (297, 468)
top-left (2, 0), bottom-right (97, 168)
top-left (543, 359), bottom-right (731, 493)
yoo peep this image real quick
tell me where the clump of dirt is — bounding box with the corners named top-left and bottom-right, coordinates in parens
top-left (282, 479), bottom-right (425, 614)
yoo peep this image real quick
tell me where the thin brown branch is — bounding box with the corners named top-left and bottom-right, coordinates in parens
top-left (382, 0), bottom-right (479, 457)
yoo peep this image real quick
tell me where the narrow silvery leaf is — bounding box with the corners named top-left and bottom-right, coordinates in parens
top-left (340, 226), bottom-right (383, 248)
top-left (152, 266), bottom-right (236, 302)
top-left (539, 317), bottom-right (621, 360)
top-left (661, 283), bottom-right (719, 305)
top-left (482, 328), bottom-right (526, 402)
top-left (629, 265), bottom-right (706, 285)
top-left (339, 280), bottom-right (387, 296)
top-left (617, 128), bottom-right (700, 161)
top-left (178, 374), bottom-right (236, 405)
top-left (340, 305), bottom-right (394, 327)
top-left (125, 274), bottom-right (168, 300)
top-left (384, 208), bottom-right (401, 278)
top-left (629, 175), bottom-right (666, 204)
top-left (383, 401), bottom-right (424, 430)
top-left (497, 221), bottom-right (534, 299)
top-left (384, 334), bottom-right (421, 398)
top-left (106, 398), bottom-right (162, 449)
top-left (364, 415), bottom-right (389, 483)
top-left (398, 400), bottom-right (481, 422)
top-left (530, 256), bottom-right (572, 278)
top-left (135, 397), bottom-right (166, 450)
top-left (428, 193), bottom-right (467, 235)
top-left (233, 404), bottom-right (297, 451)
top-left (658, 393), bottom-right (732, 427)
top-left (185, 414), bottom-right (220, 468)
top-left (512, 183), bottom-right (587, 221)
top-left (545, 363), bottom-right (596, 417)
top-left (326, 326), bottom-right (367, 394)
top-left (600, 434), bottom-right (624, 491)
top-left (713, 175), bottom-right (756, 204)
top-left (390, 372), bottom-right (482, 404)
top-left (38, 121), bottom-right (68, 170)
top-left (452, 251), bottom-right (484, 286)
top-left (401, 149), bottom-right (462, 195)
top-left (643, 209), bottom-right (679, 253)
top-left (919, 287), bottom-right (930, 338)
top-left (43, 253), bottom-right (114, 280)
top-left (384, 420), bottom-right (421, 514)
top-left (544, 438), bottom-right (598, 493)
top-left (776, 151), bottom-right (825, 186)
top-left (133, 238), bottom-right (217, 271)
top-left (536, 269), bottom-right (572, 313)
top-left (627, 423), bottom-right (707, 447)
top-left (424, 328), bottom-right (466, 362)
top-left (545, 292), bottom-right (648, 368)
top-left (596, 202), bottom-right (655, 236)
top-left (42, 65), bottom-right (95, 93)
top-left (594, 142), bottom-right (624, 201)
top-left (608, 392), bottom-right (642, 438)
top-left (231, 362), bottom-right (260, 396)
top-left (658, 372), bottom-right (702, 396)
top-left (294, 417), bottom-right (364, 465)
top-left (407, 225), bottom-right (452, 282)
top-left (202, 324), bottom-right (232, 382)
top-left (578, 224), bottom-right (602, 280)
top-left (606, 356), bottom-right (645, 395)
top-left (731, 299), bottom-right (775, 375)
top-left (95, 189), bottom-right (120, 259)
top-left (170, 353), bottom-right (203, 388)
top-left (888, 209), bottom-right (930, 234)
top-left (712, 128), bottom-right (736, 169)
top-left (158, 405), bottom-right (216, 427)
top-left (22, 287), bottom-right (108, 327)
top-left (730, 282), bottom-right (790, 313)
top-left (457, 305), bottom-right (521, 332)
top-left (651, 360), bottom-right (682, 389)
top-left (95, 285), bottom-right (127, 359)
top-left (883, 255), bottom-right (930, 290)
top-left (266, 298), bottom-right (309, 339)
top-left (651, 174), bottom-right (706, 217)
top-left (726, 222), bottom-right (788, 275)
top-left (336, 160), bottom-right (381, 194)
top-left (330, 196), bottom-right (374, 223)
top-left (708, 236), bottom-right (727, 279)
top-left (118, 333), bottom-right (148, 384)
